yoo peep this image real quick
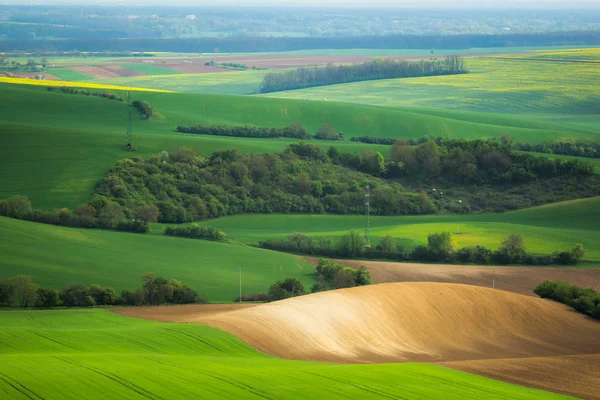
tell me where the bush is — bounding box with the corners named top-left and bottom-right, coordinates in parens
top-left (35, 287), bottom-right (60, 308)
top-left (164, 224), bottom-right (226, 241)
top-left (534, 281), bottom-right (600, 320)
top-left (132, 100), bottom-right (154, 120)
top-left (268, 278), bottom-right (305, 301)
top-left (0, 195), bottom-right (32, 219)
top-left (234, 293), bottom-right (269, 302)
top-left (116, 219), bottom-right (150, 233)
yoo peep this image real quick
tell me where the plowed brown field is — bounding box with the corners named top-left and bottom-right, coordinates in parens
top-left (69, 65), bottom-right (144, 79)
top-left (114, 283), bottom-right (600, 399)
top-left (305, 257), bottom-right (600, 296)
top-left (440, 354), bottom-right (600, 400)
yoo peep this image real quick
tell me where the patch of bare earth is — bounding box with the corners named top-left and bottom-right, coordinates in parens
top-left (112, 303), bottom-right (257, 322)
top-left (304, 257), bottom-right (600, 296)
top-left (68, 65), bottom-right (144, 79)
top-left (440, 354), bottom-right (600, 400)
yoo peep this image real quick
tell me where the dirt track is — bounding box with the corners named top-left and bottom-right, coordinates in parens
top-left (114, 303), bottom-right (257, 322)
top-left (305, 257), bottom-right (600, 296)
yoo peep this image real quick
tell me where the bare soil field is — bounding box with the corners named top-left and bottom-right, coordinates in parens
top-left (113, 303), bottom-right (257, 322)
top-left (440, 354), bottom-right (600, 400)
top-left (117, 283), bottom-right (600, 363)
top-left (115, 282), bottom-right (600, 399)
top-left (305, 258), bottom-right (600, 296)
top-left (67, 65), bottom-right (144, 79)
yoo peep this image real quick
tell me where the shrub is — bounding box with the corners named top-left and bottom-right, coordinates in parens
top-left (132, 100), bottom-right (154, 120)
top-left (164, 224), bottom-right (226, 241)
top-left (0, 195), bottom-right (32, 219)
top-left (268, 278), bottom-right (305, 301)
top-left (36, 288), bottom-right (61, 308)
top-left (234, 293), bottom-right (269, 302)
top-left (116, 219), bottom-right (150, 233)
top-left (534, 281), bottom-right (600, 320)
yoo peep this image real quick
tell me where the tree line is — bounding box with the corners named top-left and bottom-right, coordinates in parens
top-left (176, 122), bottom-right (312, 140)
top-left (515, 139), bottom-right (600, 159)
top-left (3, 31), bottom-right (599, 53)
top-left (260, 231), bottom-right (586, 266)
top-left (534, 281), bottom-right (600, 320)
top-left (46, 86), bottom-right (123, 101)
top-left (177, 122), bottom-right (342, 141)
top-left (164, 224), bottom-right (226, 241)
top-left (132, 100), bottom-right (154, 120)
top-left (0, 273), bottom-right (205, 309)
top-left (259, 56), bottom-right (467, 93)
top-left (0, 194), bottom-right (150, 233)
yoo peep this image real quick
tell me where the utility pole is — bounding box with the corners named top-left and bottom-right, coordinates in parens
top-left (492, 269), bottom-right (496, 289)
top-left (238, 266), bottom-right (242, 302)
top-left (365, 185), bottom-right (371, 248)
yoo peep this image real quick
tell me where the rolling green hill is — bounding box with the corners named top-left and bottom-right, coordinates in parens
top-left (190, 197), bottom-right (600, 262)
top-left (0, 216), bottom-right (314, 301)
top-left (261, 51), bottom-right (600, 129)
top-left (1, 82), bottom-right (596, 209)
top-left (0, 308), bottom-right (570, 399)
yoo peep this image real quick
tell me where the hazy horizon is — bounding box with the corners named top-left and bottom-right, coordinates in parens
top-left (3, 0), bottom-right (600, 9)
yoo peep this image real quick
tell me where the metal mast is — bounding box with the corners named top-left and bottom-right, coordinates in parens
top-left (365, 185), bottom-right (371, 248)
top-left (125, 91), bottom-right (133, 150)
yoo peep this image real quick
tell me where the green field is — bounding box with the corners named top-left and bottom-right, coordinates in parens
top-left (4, 82), bottom-right (595, 210)
top-left (0, 216), bottom-right (314, 301)
top-left (262, 53), bottom-right (600, 118)
top-left (47, 67), bottom-right (94, 81)
top-left (189, 197), bottom-right (600, 262)
top-left (92, 70), bottom-right (268, 94)
top-left (0, 308), bottom-right (570, 399)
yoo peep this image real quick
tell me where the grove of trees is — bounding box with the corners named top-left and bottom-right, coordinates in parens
top-left (260, 56), bottom-right (467, 93)
top-left (260, 231), bottom-right (586, 266)
top-left (0, 273), bottom-right (205, 308)
top-left (534, 281), bottom-right (600, 320)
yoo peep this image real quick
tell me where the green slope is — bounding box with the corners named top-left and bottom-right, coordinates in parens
top-left (261, 54), bottom-right (600, 119)
top-left (0, 309), bottom-right (570, 399)
top-left (0, 217), bottom-right (314, 301)
top-left (191, 197), bottom-right (600, 262)
top-left (1, 82), bottom-right (596, 209)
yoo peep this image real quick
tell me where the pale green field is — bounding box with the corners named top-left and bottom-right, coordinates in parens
top-left (189, 197), bottom-right (600, 262)
top-left (262, 50), bottom-right (600, 120)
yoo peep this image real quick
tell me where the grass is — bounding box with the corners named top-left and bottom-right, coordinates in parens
top-left (0, 216), bottom-right (315, 301)
top-left (0, 308), bottom-right (571, 399)
top-left (46, 67), bottom-right (93, 81)
top-left (191, 197), bottom-right (600, 262)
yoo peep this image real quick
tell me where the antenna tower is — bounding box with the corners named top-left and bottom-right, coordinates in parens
top-left (365, 185), bottom-right (371, 248)
top-left (125, 91), bottom-right (133, 150)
